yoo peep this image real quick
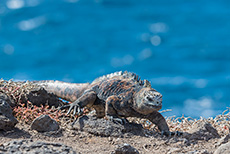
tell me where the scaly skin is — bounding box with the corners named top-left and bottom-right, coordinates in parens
top-left (36, 71), bottom-right (170, 133)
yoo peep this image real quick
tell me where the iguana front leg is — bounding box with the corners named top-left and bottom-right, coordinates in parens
top-left (60, 90), bottom-right (97, 116)
top-left (105, 96), bottom-right (128, 124)
top-left (143, 111), bottom-right (170, 133)
top-left (141, 112), bottom-right (182, 136)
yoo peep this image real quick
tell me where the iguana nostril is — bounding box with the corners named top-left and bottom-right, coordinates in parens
top-left (147, 96), bottom-right (153, 102)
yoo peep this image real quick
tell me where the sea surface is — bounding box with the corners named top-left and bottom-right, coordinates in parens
top-left (0, 0), bottom-right (230, 118)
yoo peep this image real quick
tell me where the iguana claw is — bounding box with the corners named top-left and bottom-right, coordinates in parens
top-left (59, 102), bottom-right (83, 116)
top-left (106, 116), bottom-right (128, 125)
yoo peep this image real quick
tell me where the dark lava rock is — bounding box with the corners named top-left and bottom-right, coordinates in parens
top-left (0, 92), bottom-right (15, 107)
top-left (214, 142), bottom-right (230, 154)
top-left (23, 87), bottom-right (62, 107)
top-left (187, 149), bottom-right (209, 154)
top-left (0, 139), bottom-right (77, 154)
top-left (30, 115), bottom-right (59, 132)
top-left (71, 115), bottom-right (146, 137)
top-left (112, 143), bottom-right (139, 154)
top-left (0, 93), bottom-right (18, 130)
top-left (184, 121), bottom-right (220, 140)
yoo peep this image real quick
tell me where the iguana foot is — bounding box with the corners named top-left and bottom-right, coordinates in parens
top-left (59, 102), bottom-right (83, 116)
top-left (106, 116), bottom-right (128, 125)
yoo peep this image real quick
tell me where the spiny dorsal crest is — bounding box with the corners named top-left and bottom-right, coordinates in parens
top-left (144, 79), bottom-right (151, 88)
top-left (92, 71), bottom-right (151, 87)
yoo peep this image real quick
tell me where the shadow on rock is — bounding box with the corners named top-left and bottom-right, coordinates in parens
top-left (183, 121), bottom-right (220, 141)
top-left (0, 127), bottom-right (31, 139)
top-left (71, 115), bottom-right (156, 137)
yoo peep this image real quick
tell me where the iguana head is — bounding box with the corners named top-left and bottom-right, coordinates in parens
top-left (133, 87), bottom-right (162, 115)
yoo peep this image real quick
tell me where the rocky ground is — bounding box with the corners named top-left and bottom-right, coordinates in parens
top-left (0, 80), bottom-right (230, 154)
top-left (1, 117), bottom-right (230, 154)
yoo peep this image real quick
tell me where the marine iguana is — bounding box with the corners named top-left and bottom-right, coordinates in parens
top-left (36, 71), bottom-right (171, 134)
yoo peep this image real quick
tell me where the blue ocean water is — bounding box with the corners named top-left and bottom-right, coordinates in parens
top-left (0, 0), bottom-right (229, 118)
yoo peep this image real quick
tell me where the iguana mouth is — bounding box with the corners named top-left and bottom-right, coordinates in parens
top-left (145, 103), bottom-right (162, 110)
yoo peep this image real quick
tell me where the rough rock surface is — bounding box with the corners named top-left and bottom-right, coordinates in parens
top-left (72, 115), bottom-right (149, 137)
top-left (0, 139), bottom-right (77, 154)
top-left (30, 115), bottom-right (59, 132)
top-left (214, 142), bottom-right (230, 154)
top-left (216, 134), bottom-right (230, 146)
top-left (0, 92), bottom-right (15, 107)
top-left (0, 80), bottom-right (62, 107)
top-left (112, 143), bottom-right (139, 154)
top-left (0, 93), bottom-right (18, 130)
top-left (186, 149), bottom-right (209, 154)
top-left (24, 87), bottom-right (62, 107)
top-left (185, 121), bottom-right (220, 140)
top-left (0, 118), bottom-right (229, 154)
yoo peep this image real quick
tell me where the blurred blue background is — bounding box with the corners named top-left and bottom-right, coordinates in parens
top-left (0, 0), bottom-right (229, 118)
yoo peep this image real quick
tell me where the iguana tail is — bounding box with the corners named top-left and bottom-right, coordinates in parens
top-left (34, 80), bottom-right (90, 102)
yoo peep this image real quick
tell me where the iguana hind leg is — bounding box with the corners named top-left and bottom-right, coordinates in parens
top-left (61, 90), bottom-right (97, 116)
